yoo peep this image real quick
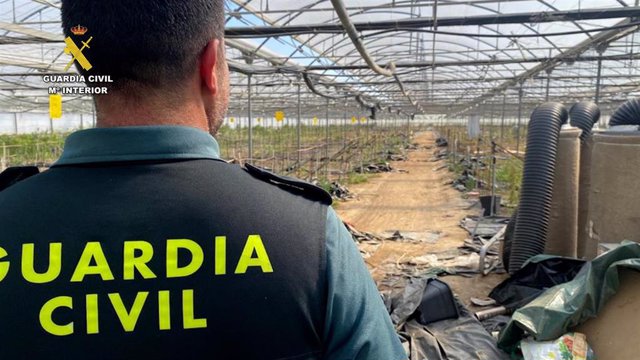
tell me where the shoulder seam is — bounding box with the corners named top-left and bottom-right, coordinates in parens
top-left (243, 163), bottom-right (332, 205)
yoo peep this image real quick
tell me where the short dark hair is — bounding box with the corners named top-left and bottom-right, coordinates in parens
top-left (61, 0), bottom-right (225, 90)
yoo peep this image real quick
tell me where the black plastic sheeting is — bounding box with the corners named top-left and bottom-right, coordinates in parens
top-left (508, 103), bottom-right (568, 274)
top-left (385, 277), bottom-right (509, 360)
top-left (489, 256), bottom-right (586, 310)
top-left (569, 101), bottom-right (600, 141)
top-left (609, 98), bottom-right (640, 126)
top-left (498, 242), bottom-right (640, 352)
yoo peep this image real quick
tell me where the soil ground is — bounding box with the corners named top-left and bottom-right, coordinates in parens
top-left (335, 131), bottom-right (507, 307)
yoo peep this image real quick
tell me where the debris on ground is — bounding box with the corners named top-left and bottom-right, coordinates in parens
top-left (460, 216), bottom-right (509, 238)
top-left (520, 332), bottom-right (595, 360)
top-left (406, 253), bottom-right (480, 271)
top-left (499, 242), bottom-right (640, 355)
top-left (445, 156), bottom-right (489, 192)
top-left (489, 257), bottom-right (585, 310)
top-left (383, 277), bottom-right (510, 360)
top-left (457, 216), bottom-right (512, 275)
top-left (404, 142), bottom-right (419, 150)
top-left (380, 230), bottom-right (442, 243)
top-left (435, 136), bottom-right (448, 147)
top-left (429, 149), bottom-right (448, 162)
top-left (381, 149), bottom-right (408, 161)
top-left (451, 170), bottom-right (487, 192)
top-left (345, 222), bottom-right (385, 244)
top-left (329, 181), bottom-right (354, 201)
top-left (346, 223), bottom-right (442, 246)
top-left (432, 164), bottom-right (448, 171)
top-left (354, 162), bottom-right (393, 173)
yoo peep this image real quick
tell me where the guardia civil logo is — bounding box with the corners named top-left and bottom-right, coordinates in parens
top-left (63, 25), bottom-right (93, 71)
top-left (47, 25), bottom-right (112, 118)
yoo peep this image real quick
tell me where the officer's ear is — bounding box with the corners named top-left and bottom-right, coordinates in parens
top-left (199, 39), bottom-right (221, 96)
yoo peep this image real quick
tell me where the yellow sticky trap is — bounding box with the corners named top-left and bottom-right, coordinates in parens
top-left (360, 117), bottom-right (367, 124)
top-left (312, 117), bottom-right (318, 125)
top-left (257, 117), bottom-right (262, 123)
top-left (275, 111), bottom-right (285, 122)
top-left (49, 94), bottom-right (62, 119)
top-left (351, 116), bottom-right (357, 124)
top-left (228, 117), bottom-right (235, 124)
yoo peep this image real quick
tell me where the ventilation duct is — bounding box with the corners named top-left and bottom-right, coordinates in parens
top-left (508, 103), bottom-right (568, 274)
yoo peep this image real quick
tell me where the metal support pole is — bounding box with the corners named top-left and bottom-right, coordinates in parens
top-left (500, 92), bottom-right (506, 142)
top-left (14, 113), bottom-right (18, 134)
top-left (489, 99), bottom-right (495, 141)
top-left (490, 141), bottom-right (497, 216)
top-left (516, 85), bottom-right (523, 155)
top-left (595, 56), bottom-right (603, 104)
top-left (80, 113), bottom-right (84, 130)
top-left (545, 74), bottom-right (551, 102)
top-left (247, 74), bottom-right (253, 162)
top-left (297, 81), bottom-right (302, 167)
top-left (406, 114), bottom-right (410, 137)
top-left (343, 101), bottom-right (347, 147)
top-left (325, 98), bottom-right (330, 179)
top-left (545, 51), bottom-right (552, 102)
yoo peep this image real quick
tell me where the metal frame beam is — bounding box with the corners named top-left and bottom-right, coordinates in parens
top-left (226, 7), bottom-right (640, 37)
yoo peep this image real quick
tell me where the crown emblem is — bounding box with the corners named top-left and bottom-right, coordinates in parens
top-left (70, 24), bottom-right (88, 36)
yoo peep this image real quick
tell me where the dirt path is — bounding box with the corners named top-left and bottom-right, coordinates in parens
top-left (335, 131), bottom-right (506, 305)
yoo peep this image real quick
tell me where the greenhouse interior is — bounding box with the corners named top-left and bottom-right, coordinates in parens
top-left (1, 0), bottom-right (640, 359)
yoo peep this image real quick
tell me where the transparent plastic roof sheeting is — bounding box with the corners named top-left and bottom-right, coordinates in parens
top-left (0, 0), bottom-right (639, 121)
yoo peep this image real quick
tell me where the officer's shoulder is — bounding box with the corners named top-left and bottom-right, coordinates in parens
top-left (241, 163), bottom-right (332, 205)
top-left (0, 166), bottom-right (40, 193)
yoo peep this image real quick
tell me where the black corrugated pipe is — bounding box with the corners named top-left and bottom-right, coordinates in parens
top-left (501, 210), bottom-right (517, 273)
top-left (501, 99), bottom-right (591, 271)
top-left (569, 101), bottom-right (600, 141)
top-left (609, 98), bottom-right (640, 126)
top-left (508, 103), bottom-right (568, 274)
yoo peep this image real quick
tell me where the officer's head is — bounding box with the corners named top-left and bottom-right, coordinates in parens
top-left (60, 0), bottom-right (229, 134)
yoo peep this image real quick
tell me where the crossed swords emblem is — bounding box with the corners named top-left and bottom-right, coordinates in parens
top-left (63, 36), bottom-right (93, 72)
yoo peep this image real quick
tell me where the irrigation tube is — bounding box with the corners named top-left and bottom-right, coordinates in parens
top-left (393, 74), bottom-right (418, 107)
top-left (302, 72), bottom-right (350, 99)
top-left (355, 95), bottom-right (377, 109)
top-left (330, 0), bottom-right (396, 77)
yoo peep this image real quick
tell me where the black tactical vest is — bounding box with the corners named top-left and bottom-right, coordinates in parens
top-left (0, 160), bottom-right (330, 359)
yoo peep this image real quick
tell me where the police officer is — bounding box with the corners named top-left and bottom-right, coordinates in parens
top-left (0, 1), bottom-right (406, 359)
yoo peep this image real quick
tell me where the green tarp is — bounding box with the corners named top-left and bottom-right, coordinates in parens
top-left (498, 241), bottom-right (640, 352)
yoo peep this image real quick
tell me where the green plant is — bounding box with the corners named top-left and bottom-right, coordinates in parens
top-left (464, 177), bottom-right (477, 190)
top-left (347, 172), bottom-right (369, 185)
top-left (495, 158), bottom-right (523, 205)
top-left (315, 178), bottom-right (332, 193)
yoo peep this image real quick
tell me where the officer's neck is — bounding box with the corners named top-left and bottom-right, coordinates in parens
top-left (93, 91), bottom-right (210, 132)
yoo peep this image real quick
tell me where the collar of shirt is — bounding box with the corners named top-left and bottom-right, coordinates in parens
top-left (53, 125), bottom-right (220, 166)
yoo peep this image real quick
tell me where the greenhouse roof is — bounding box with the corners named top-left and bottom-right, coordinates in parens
top-left (0, 0), bottom-right (639, 118)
